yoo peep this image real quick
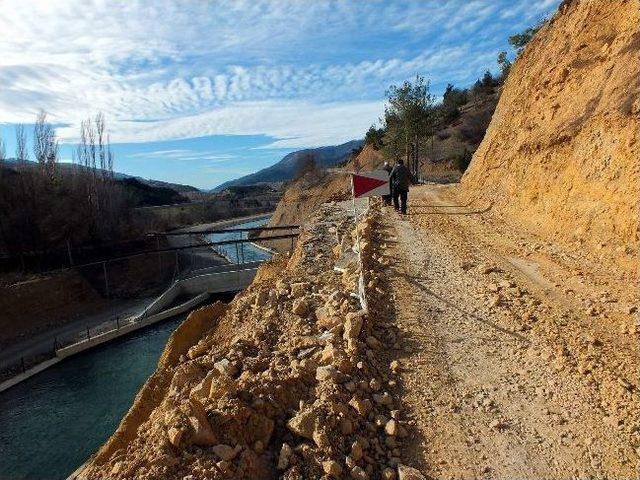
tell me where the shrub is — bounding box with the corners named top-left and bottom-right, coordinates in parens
top-left (454, 149), bottom-right (473, 172)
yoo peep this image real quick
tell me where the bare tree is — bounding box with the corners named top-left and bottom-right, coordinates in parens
top-left (15, 124), bottom-right (28, 163)
top-left (96, 112), bottom-right (106, 174)
top-left (33, 110), bottom-right (58, 179)
top-left (0, 132), bottom-right (7, 254)
top-left (294, 153), bottom-right (318, 180)
top-left (107, 134), bottom-right (114, 177)
top-left (1, 113), bottom-right (128, 265)
top-left (72, 113), bottom-right (121, 240)
top-left (0, 131), bottom-right (5, 162)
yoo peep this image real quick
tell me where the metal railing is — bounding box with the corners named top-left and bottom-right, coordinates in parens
top-left (0, 229), bottom-right (300, 379)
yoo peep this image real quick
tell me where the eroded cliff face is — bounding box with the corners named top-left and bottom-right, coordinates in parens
top-left (462, 0), bottom-right (640, 271)
top-left (79, 202), bottom-right (410, 480)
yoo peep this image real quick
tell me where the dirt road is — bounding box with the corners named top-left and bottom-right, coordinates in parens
top-left (381, 184), bottom-right (639, 479)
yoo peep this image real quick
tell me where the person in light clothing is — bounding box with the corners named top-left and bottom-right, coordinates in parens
top-left (382, 161), bottom-right (393, 206)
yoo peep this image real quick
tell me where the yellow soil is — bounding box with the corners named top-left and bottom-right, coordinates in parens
top-left (462, 0), bottom-right (640, 273)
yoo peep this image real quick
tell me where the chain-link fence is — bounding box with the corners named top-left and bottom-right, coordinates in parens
top-left (0, 227), bottom-right (299, 381)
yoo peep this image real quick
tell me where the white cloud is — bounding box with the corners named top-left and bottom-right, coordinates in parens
top-left (129, 149), bottom-right (240, 162)
top-left (0, 0), bottom-right (561, 147)
top-left (57, 100), bottom-right (384, 149)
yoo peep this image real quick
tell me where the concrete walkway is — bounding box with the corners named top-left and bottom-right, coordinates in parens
top-left (0, 297), bottom-right (152, 372)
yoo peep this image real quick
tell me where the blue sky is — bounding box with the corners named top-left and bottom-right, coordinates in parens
top-left (0, 0), bottom-right (560, 189)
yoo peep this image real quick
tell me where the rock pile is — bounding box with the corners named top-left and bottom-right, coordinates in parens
top-left (80, 201), bottom-right (424, 480)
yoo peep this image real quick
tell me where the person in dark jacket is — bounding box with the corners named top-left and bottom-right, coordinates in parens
top-left (390, 159), bottom-right (411, 214)
top-left (382, 161), bottom-right (393, 206)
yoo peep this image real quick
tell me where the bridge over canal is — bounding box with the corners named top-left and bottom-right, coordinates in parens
top-left (0, 221), bottom-right (299, 392)
top-left (55, 223), bottom-right (300, 358)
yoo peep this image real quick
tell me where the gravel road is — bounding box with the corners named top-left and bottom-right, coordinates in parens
top-left (380, 184), bottom-right (639, 479)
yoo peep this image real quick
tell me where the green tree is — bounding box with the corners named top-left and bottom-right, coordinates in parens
top-left (497, 51), bottom-right (512, 80)
top-left (509, 19), bottom-right (546, 55)
top-left (441, 83), bottom-right (468, 123)
top-left (383, 75), bottom-right (437, 177)
top-left (364, 125), bottom-right (385, 150)
top-left (454, 148), bottom-right (473, 172)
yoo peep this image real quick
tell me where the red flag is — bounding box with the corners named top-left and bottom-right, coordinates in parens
top-left (352, 171), bottom-right (390, 198)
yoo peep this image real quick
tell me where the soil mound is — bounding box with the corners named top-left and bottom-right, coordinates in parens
top-left (462, 0), bottom-right (640, 270)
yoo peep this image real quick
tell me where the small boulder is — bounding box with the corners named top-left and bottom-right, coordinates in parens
top-left (351, 465), bottom-right (369, 479)
top-left (369, 378), bottom-right (382, 391)
top-left (349, 396), bottom-right (372, 416)
top-left (382, 467), bottom-right (397, 480)
top-left (340, 418), bottom-right (353, 435)
top-left (188, 398), bottom-right (217, 446)
top-left (385, 419), bottom-right (398, 436)
top-left (190, 369), bottom-right (218, 399)
top-left (313, 429), bottom-right (331, 448)
top-left (287, 406), bottom-right (319, 441)
top-left (350, 441), bottom-right (363, 461)
top-left (293, 297), bottom-right (312, 316)
top-left (373, 392), bottom-right (393, 406)
top-left (397, 465), bottom-right (427, 480)
top-left (277, 443), bottom-right (293, 470)
top-left (212, 444), bottom-right (241, 461)
top-left (209, 375), bottom-right (237, 399)
top-left (316, 365), bottom-right (341, 382)
top-left (167, 427), bottom-right (183, 448)
top-left (344, 310), bottom-right (366, 340)
top-left (188, 415), bottom-right (217, 446)
top-left (214, 358), bottom-right (238, 377)
top-left (390, 361), bottom-right (401, 374)
top-left (323, 460), bottom-right (343, 477)
top-left (291, 282), bottom-right (310, 297)
top-left (316, 305), bottom-right (340, 328)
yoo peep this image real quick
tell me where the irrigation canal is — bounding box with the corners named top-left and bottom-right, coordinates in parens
top-left (0, 217), bottom-right (272, 479)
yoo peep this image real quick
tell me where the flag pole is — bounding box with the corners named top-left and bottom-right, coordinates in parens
top-left (351, 174), bottom-right (368, 312)
top-left (351, 174), bottom-right (362, 255)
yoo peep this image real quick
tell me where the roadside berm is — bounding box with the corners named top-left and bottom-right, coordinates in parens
top-left (79, 201), bottom-right (419, 479)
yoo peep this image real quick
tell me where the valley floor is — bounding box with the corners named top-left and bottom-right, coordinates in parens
top-left (381, 184), bottom-right (639, 478)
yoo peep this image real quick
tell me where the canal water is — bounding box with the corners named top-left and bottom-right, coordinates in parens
top-left (205, 217), bottom-right (272, 264)
top-left (0, 218), bottom-right (273, 480)
top-left (0, 314), bottom-right (187, 480)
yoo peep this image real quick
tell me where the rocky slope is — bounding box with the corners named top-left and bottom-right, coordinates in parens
top-left (462, 0), bottom-right (640, 272)
top-left (79, 200), bottom-right (423, 480)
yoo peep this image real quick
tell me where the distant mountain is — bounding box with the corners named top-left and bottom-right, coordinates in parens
top-left (119, 177), bottom-right (190, 207)
top-left (1, 158), bottom-right (197, 207)
top-left (213, 139), bottom-right (363, 191)
top-left (2, 158), bottom-right (200, 194)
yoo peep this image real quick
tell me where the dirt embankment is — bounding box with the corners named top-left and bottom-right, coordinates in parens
top-left (80, 201), bottom-right (420, 480)
top-left (0, 271), bottom-right (106, 347)
top-left (267, 146), bottom-right (385, 230)
top-left (462, 0), bottom-right (640, 272)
